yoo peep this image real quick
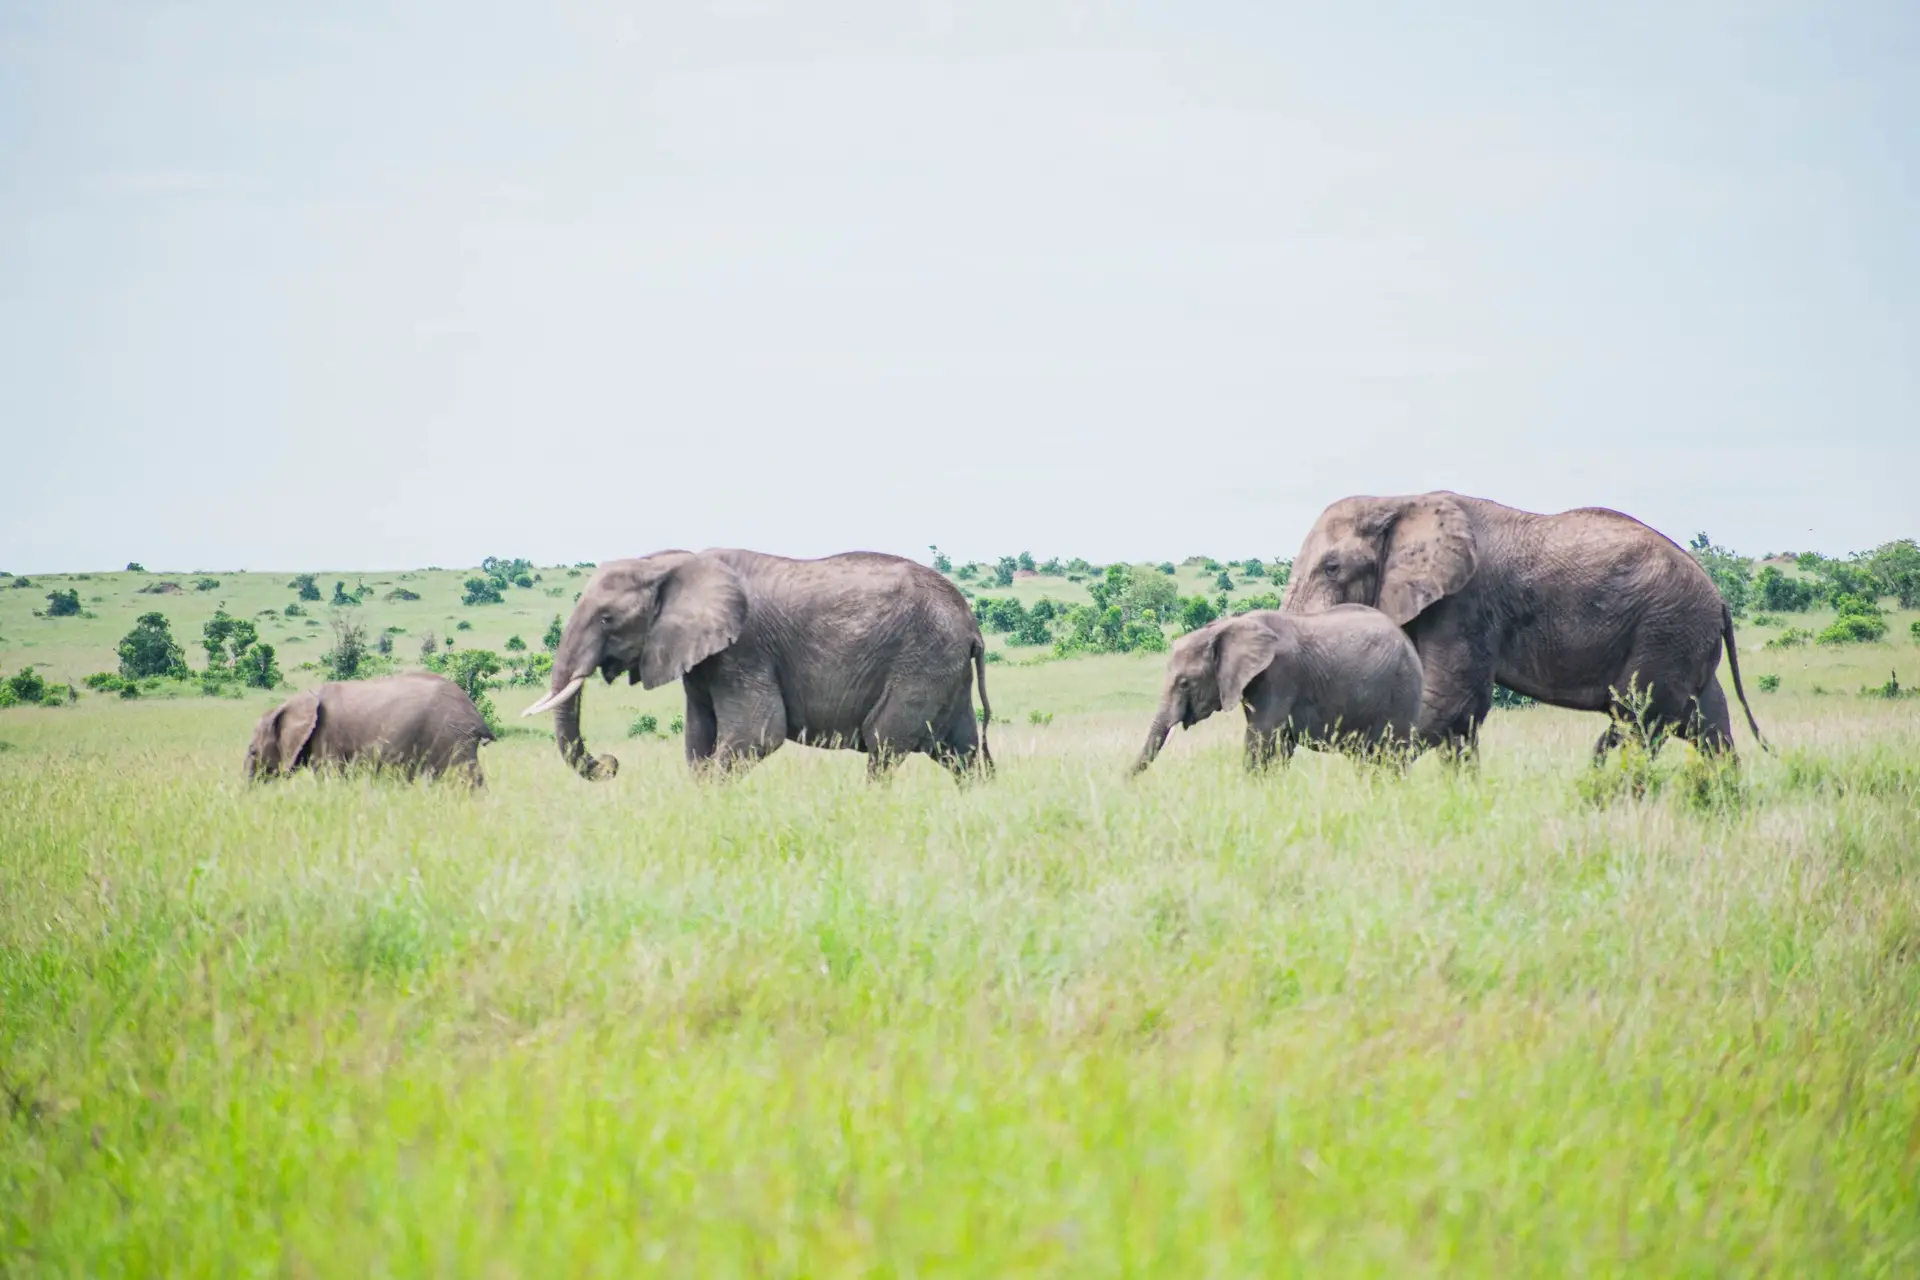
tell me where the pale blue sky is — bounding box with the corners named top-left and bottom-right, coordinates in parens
top-left (2, 1), bottom-right (1915, 572)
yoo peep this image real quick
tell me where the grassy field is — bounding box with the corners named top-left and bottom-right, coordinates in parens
top-left (3, 566), bottom-right (1919, 1274)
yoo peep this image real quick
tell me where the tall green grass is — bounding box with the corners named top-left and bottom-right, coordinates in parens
top-left (4, 681), bottom-right (1918, 1274)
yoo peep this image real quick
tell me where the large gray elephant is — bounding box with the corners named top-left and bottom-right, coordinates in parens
top-left (1134, 606), bottom-right (1422, 773)
top-left (1281, 491), bottom-right (1765, 758)
top-left (522, 549), bottom-right (991, 780)
top-left (244, 671), bottom-right (492, 783)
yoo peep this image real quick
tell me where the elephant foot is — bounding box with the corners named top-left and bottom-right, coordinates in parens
top-left (586, 753), bottom-right (620, 780)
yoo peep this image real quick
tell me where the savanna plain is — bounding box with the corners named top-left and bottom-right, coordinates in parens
top-left (2, 563), bottom-right (1918, 1275)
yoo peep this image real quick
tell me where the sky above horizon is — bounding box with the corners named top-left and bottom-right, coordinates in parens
top-left (2, 1), bottom-right (1916, 573)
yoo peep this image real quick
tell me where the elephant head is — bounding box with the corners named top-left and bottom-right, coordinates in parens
top-left (244, 690), bottom-right (320, 780)
top-left (521, 551), bottom-right (747, 780)
top-left (1283, 492), bottom-right (1478, 626)
top-left (1134, 616), bottom-right (1283, 772)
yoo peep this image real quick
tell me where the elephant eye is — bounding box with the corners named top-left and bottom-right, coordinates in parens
top-left (1321, 552), bottom-right (1340, 576)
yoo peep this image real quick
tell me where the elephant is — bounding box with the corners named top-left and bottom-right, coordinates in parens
top-left (1281, 491), bottom-right (1765, 759)
top-left (521, 549), bottom-right (991, 780)
top-left (244, 671), bottom-right (493, 783)
top-left (1134, 606), bottom-right (1423, 773)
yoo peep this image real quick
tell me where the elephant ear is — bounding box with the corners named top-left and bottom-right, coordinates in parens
top-left (638, 555), bottom-right (748, 689)
top-left (1377, 495), bottom-right (1477, 626)
top-left (273, 692), bottom-right (322, 772)
top-left (1216, 620), bottom-right (1283, 711)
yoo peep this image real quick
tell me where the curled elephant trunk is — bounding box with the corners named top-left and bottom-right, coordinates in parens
top-left (1133, 709), bottom-right (1174, 775)
top-left (525, 671), bottom-right (619, 781)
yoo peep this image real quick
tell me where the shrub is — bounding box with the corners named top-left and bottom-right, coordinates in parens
top-left (1027, 709), bottom-right (1053, 726)
top-left (1753, 566), bottom-right (1817, 613)
top-left (513, 574), bottom-right (534, 589)
top-left (1038, 558), bottom-right (1064, 576)
top-left (118, 613), bottom-right (189, 680)
top-left (84, 672), bottom-right (126, 692)
top-left (45, 588), bottom-right (81, 617)
top-left (462, 577), bottom-right (504, 606)
top-left (507, 652), bottom-right (553, 687)
top-left (201, 610), bottom-right (259, 673)
top-left (456, 620), bottom-right (472, 631)
top-left (1816, 594), bottom-right (1886, 645)
top-left (1767, 627), bottom-right (1812, 649)
top-left (628, 713), bottom-right (660, 738)
top-left (384, 588), bottom-right (421, 602)
top-left (233, 644), bottom-right (282, 690)
top-left (1241, 559), bottom-right (1267, 579)
top-left (1867, 538), bottom-right (1920, 608)
top-left (6, 576), bottom-right (29, 588)
top-left (4, 666), bottom-right (48, 705)
top-left (1757, 674), bottom-right (1781, 693)
top-left (284, 603), bottom-right (306, 617)
top-left (291, 573), bottom-right (322, 602)
top-left (1179, 596), bottom-right (1218, 633)
top-left (1491, 684), bottom-right (1536, 709)
top-left (330, 581), bottom-right (358, 607)
top-left (126, 562), bottom-right (144, 572)
top-left (1686, 534), bottom-right (1752, 617)
top-left (544, 615), bottom-right (563, 652)
top-left (505, 635), bottom-right (526, 652)
top-left (420, 633), bottom-right (439, 660)
top-left (1750, 613), bottom-right (1782, 627)
top-left (194, 577), bottom-right (219, 592)
top-left (669, 713), bottom-right (685, 735)
top-left (440, 649), bottom-right (501, 700)
top-left (376, 631), bottom-right (394, 656)
top-left (322, 614), bottom-right (370, 679)
top-left (993, 557), bottom-right (1017, 587)
top-left (1214, 571), bottom-right (1235, 592)
top-left (928, 546), bottom-right (952, 574)
top-left (1230, 592), bottom-right (1284, 615)
top-left (1912, 619), bottom-right (1920, 644)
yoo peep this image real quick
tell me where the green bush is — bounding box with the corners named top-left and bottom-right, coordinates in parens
top-left (84, 672), bottom-right (126, 693)
top-left (194, 577), bottom-right (220, 592)
top-left (1179, 596), bottom-right (1218, 633)
top-left (3, 666), bottom-right (48, 706)
top-left (628, 714), bottom-right (660, 738)
top-left (456, 620), bottom-right (472, 632)
top-left (118, 613), bottom-right (189, 680)
top-left (669, 713), bottom-right (685, 735)
top-left (505, 635), bottom-right (526, 651)
top-left (1753, 566), bottom-right (1816, 613)
top-left (45, 588), bottom-right (81, 617)
top-left (1038, 558), bottom-right (1063, 576)
top-left (1757, 674), bottom-right (1781, 693)
top-left (233, 644), bottom-right (282, 690)
top-left (1241, 559), bottom-right (1267, 579)
top-left (1016, 552), bottom-right (1035, 573)
top-left (543, 616), bottom-right (563, 652)
top-left (993, 557), bottom-right (1017, 587)
top-left (1687, 534), bottom-right (1752, 617)
top-left (1749, 613), bottom-right (1782, 627)
top-left (1911, 619), bottom-right (1920, 644)
top-left (1866, 538), bottom-right (1920, 608)
top-left (384, 588), bottom-right (421, 602)
top-left (462, 577), bottom-right (504, 606)
top-left (290, 573), bottom-right (322, 602)
top-left (1229, 592), bottom-right (1284, 615)
top-left (125, 562), bottom-right (144, 572)
top-left (928, 546), bottom-right (952, 574)
top-left (507, 652), bottom-right (553, 687)
top-left (1767, 627), bottom-right (1812, 650)
top-left (1214, 571), bottom-right (1235, 593)
top-left (322, 615), bottom-right (371, 680)
top-left (1816, 594), bottom-right (1886, 645)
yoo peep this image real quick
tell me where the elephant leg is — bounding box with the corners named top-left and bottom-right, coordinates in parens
top-left (1592, 719), bottom-right (1624, 765)
top-left (1412, 629), bottom-right (1492, 762)
top-left (710, 674), bottom-right (786, 776)
top-left (932, 678), bottom-right (988, 783)
top-left (682, 684), bottom-right (720, 770)
top-left (1676, 677), bottom-right (1736, 758)
top-left (1244, 719), bottom-right (1281, 771)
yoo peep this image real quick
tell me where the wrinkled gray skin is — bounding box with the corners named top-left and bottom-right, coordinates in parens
top-left (244, 671), bottom-right (492, 784)
top-left (530, 549), bottom-right (990, 781)
top-left (1283, 491), bottom-right (1765, 759)
top-left (1135, 607), bottom-right (1422, 773)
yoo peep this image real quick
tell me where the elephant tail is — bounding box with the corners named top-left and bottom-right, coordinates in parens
top-left (972, 635), bottom-right (993, 766)
top-left (1721, 604), bottom-right (1770, 752)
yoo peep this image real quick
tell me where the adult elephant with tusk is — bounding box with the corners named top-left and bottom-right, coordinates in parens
top-left (1281, 491), bottom-right (1766, 760)
top-left (524, 549), bottom-right (992, 781)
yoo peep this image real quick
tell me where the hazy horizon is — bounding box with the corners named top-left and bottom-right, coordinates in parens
top-left (3, 2), bottom-right (1916, 574)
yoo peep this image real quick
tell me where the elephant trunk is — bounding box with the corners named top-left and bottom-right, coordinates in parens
top-left (552, 677), bottom-right (618, 781)
top-left (1133, 706), bottom-right (1176, 774)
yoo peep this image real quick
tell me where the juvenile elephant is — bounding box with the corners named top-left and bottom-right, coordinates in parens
top-left (522, 549), bottom-right (991, 780)
top-left (1282, 491), bottom-right (1765, 758)
top-left (244, 671), bottom-right (492, 783)
top-left (1134, 606), bottom-right (1422, 773)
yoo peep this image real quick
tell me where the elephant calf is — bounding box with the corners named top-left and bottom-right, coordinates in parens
top-left (245, 671), bottom-right (493, 784)
top-left (1134, 606), bottom-right (1423, 773)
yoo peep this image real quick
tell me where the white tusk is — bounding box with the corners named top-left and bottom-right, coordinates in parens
top-left (521, 675), bottom-right (587, 717)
